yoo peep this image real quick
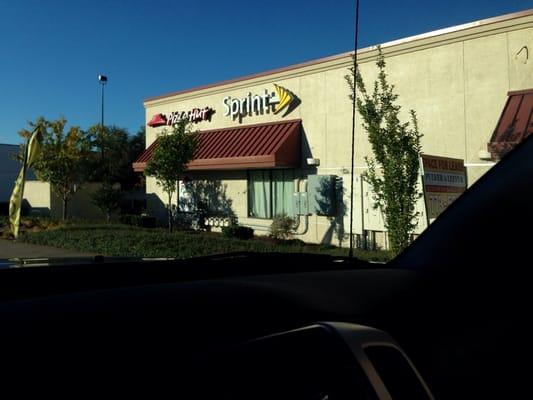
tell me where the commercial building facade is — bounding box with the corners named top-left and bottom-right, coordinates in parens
top-left (0, 144), bottom-right (26, 209)
top-left (136, 10), bottom-right (533, 248)
top-left (1, 143), bottom-right (111, 219)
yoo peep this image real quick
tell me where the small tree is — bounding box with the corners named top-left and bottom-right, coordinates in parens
top-left (144, 121), bottom-right (197, 232)
top-left (24, 117), bottom-right (91, 220)
top-left (345, 47), bottom-right (423, 255)
top-left (270, 214), bottom-right (297, 241)
top-left (91, 183), bottom-right (122, 222)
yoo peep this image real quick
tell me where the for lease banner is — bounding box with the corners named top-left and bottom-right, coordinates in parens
top-left (421, 154), bottom-right (467, 220)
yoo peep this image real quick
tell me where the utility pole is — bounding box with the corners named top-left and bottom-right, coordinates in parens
top-left (349, 0), bottom-right (361, 259)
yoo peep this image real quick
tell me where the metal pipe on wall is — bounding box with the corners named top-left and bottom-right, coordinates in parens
top-left (294, 177), bottom-right (309, 236)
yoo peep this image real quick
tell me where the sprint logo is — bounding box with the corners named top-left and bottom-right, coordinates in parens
top-left (223, 84), bottom-right (297, 120)
top-left (272, 84), bottom-right (294, 114)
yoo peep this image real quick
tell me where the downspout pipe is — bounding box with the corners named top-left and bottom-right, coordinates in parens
top-left (293, 177), bottom-right (309, 236)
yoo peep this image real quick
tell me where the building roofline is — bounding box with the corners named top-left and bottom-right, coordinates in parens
top-left (508, 88), bottom-right (533, 96)
top-left (144, 8), bottom-right (533, 104)
top-left (144, 51), bottom-right (352, 104)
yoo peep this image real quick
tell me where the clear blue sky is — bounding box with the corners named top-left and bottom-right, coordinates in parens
top-left (1, 0), bottom-right (531, 144)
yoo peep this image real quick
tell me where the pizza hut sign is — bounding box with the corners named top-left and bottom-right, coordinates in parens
top-left (147, 106), bottom-right (214, 127)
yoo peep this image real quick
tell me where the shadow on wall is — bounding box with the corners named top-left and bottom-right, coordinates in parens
top-left (27, 208), bottom-right (52, 217)
top-left (146, 193), bottom-right (168, 224)
top-left (49, 184), bottom-right (110, 220)
top-left (146, 180), bottom-right (237, 227)
top-left (300, 126), bottom-right (317, 174)
top-left (316, 177), bottom-right (347, 247)
top-left (179, 179), bottom-right (235, 218)
top-left (281, 93), bottom-right (301, 118)
top-left (120, 190), bottom-right (147, 215)
top-left (19, 199), bottom-right (51, 217)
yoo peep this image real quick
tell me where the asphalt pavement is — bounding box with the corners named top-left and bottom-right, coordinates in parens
top-left (0, 239), bottom-right (96, 259)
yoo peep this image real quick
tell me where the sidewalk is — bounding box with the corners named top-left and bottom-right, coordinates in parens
top-left (0, 239), bottom-right (96, 258)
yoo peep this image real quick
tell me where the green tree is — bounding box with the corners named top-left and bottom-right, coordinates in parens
top-left (145, 121), bottom-right (197, 232)
top-left (345, 47), bottom-right (423, 255)
top-left (91, 183), bottom-right (122, 222)
top-left (87, 124), bottom-right (129, 183)
top-left (86, 124), bottom-right (145, 190)
top-left (26, 117), bottom-right (91, 220)
top-left (129, 126), bottom-right (146, 159)
top-left (121, 125), bottom-right (146, 190)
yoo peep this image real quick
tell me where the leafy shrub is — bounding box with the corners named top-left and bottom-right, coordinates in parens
top-left (117, 214), bottom-right (156, 228)
top-left (37, 217), bottom-right (61, 230)
top-left (283, 238), bottom-right (306, 246)
top-left (21, 218), bottom-right (37, 229)
top-left (174, 211), bottom-right (195, 230)
top-left (1, 230), bottom-right (14, 239)
top-left (270, 214), bottom-right (297, 240)
top-left (139, 215), bottom-right (156, 228)
top-left (18, 226), bottom-right (393, 262)
top-left (221, 225), bottom-right (254, 240)
top-left (19, 217), bottom-right (62, 231)
top-left (91, 184), bottom-right (122, 222)
top-left (119, 214), bottom-right (142, 226)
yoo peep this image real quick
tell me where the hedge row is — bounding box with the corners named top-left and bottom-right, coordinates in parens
top-left (19, 227), bottom-right (392, 262)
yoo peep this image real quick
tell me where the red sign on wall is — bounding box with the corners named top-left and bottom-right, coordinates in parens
top-left (147, 106), bottom-right (214, 127)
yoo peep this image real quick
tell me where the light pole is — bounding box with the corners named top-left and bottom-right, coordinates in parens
top-left (98, 74), bottom-right (107, 127)
top-left (98, 74), bottom-right (108, 161)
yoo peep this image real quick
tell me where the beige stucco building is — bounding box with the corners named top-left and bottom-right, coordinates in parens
top-left (22, 181), bottom-right (110, 220)
top-left (0, 143), bottom-right (105, 221)
top-left (136, 10), bottom-right (533, 249)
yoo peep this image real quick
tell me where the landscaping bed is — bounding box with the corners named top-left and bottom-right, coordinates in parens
top-left (19, 225), bottom-right (393, 263)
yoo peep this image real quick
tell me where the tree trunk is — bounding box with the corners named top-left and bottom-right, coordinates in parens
top-left (176, 177), bottom-right (180, 214)
top-left (175, 178), bottom-right (180, 228)
top-left (62, 197), bottom-right (68, 220)
top-left (168, 191), bottom-right (173, 233)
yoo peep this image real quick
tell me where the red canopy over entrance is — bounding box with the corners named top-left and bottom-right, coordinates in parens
top-left (133, 119), bottom-right (301, 172)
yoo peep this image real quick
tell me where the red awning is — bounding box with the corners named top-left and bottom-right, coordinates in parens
top-left (133, 119), bottom-right (301, 172)
top-left (488, 89), bottom-right (533, 160)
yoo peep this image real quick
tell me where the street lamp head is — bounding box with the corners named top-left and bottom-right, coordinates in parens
top-left (98, 75), bottom-right (108, 83)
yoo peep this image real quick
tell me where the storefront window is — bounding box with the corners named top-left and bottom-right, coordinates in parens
top-left (272, 170), bottom-right (294, 216)
top-left (248, 170), bottom-right (294, 219)
top-left (248, 170), bottom-right (272, 219)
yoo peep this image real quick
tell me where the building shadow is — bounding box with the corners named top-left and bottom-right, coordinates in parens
top-left (316, 176), bottom-right (347, 247)
top-left (179, 179), bottom-right (235, 218)
top-left (300, 125), bottom-right (318, 174)
top-left (120, 190), bottom-right (147, 215)
top-left (22, 199), bottom-right (51, 217)
top-left (178, 179), bottom-right (236, 229)
top-left (146, 193), bottom-right (168, 224)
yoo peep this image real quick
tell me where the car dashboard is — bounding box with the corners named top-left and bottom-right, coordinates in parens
top-left (0, 252), bottom-right (523, 398)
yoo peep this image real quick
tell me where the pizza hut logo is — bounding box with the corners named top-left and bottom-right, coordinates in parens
top-left (147, 113), bottom-right (167, 127)
top-left (147, 107), bottom-right (214, 127)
